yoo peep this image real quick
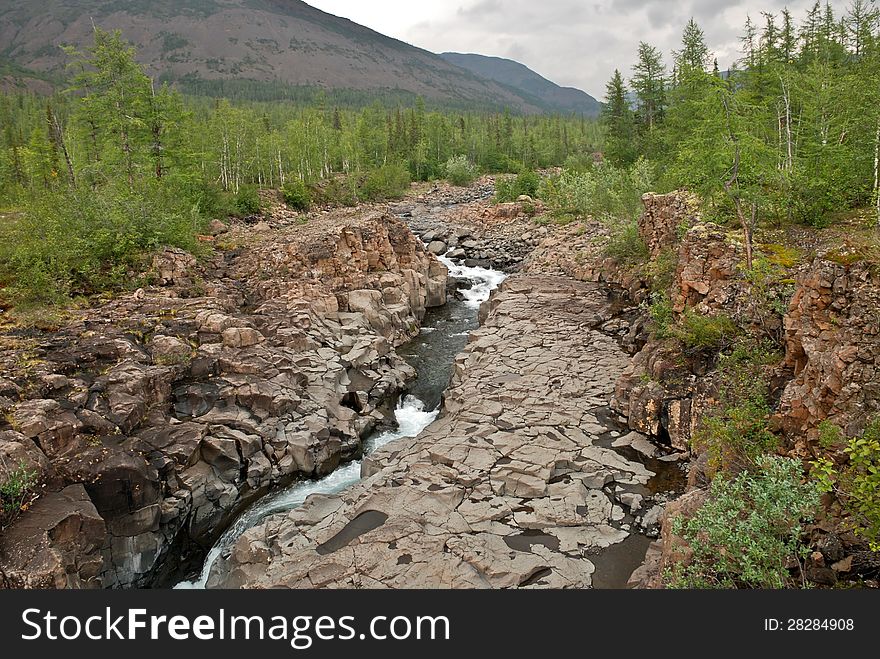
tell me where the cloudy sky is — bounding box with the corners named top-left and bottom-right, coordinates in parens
top-left (306, 0), bottom-right (850, 98)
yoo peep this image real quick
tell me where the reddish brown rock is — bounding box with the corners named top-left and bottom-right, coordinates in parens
top-left (780, 258), bottom-right (880, 444)
top-left (639, 191), bottom-right (700, 259)
top-left (0, 210), bottom-right (447, 588)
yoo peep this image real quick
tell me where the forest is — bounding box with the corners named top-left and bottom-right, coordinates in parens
top-left (0, 28), bottom-right (600, 307)
top-left (604, 0), bottom-right (880, 233)
top-left (2, 2), bottom-right (880, 307)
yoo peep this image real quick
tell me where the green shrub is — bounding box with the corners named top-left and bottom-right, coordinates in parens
top-left (445, 155), bottom-right (478, 187)
top-left (647, 248), bottom-right (678, 295)
top-left (673, 309), bottom-right (738, 353)
top-left (604, 218), bottom-right (649, 265)
top-left (694, 394), bottom-right (779, 473)
top-left (282, 179), bottom-right (312, 211)
top-left (359, 162), bottom-right (411, 201)
top-left (184, 180), bottom-right (237, 219)
top-left (234, 185), bottom-right (262, 215)
top-left (0, 460), bottom-right (39, 527)
top-left (495, 169), bottom-right (540, 202)
top-left (812, 417), bottom-right (880, 551)
top-left (844, 421), bottom-right (880, 550)
top-left (0, 181), bottom-right (205, 306)
top-left (648, 292), bottom-right (675, 338)
top-left (692, 340), bottom-right (781, 473)
top-left (540, 157), bottom-right (654, 221)
top-left (666, 456), bottom-right (819, 589)
top-left (312, 176), bottom-right (357, 207)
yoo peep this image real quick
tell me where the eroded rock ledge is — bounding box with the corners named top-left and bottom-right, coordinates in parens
top-left (212, 275), bottom-right (660, 589)
top-left (0, 211), bottom-right (446, 588)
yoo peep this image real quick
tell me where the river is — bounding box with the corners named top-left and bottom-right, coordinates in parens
top-left (175, 254), bottom-right (507, 589)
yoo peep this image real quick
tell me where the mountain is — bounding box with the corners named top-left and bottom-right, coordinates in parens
top-left (0, 0), bottom-right (549, 112)
top-left (440, 52), bottom-right (601, 117)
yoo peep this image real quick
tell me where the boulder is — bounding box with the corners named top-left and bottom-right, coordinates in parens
top-left (427, 240), bottom-right (448, 255)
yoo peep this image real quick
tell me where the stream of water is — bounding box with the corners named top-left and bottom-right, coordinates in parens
top-left (175, 253), bottom-right (507, 589)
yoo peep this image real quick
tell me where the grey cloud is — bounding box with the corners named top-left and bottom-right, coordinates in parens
top-left (314, 0), bottom-right (852, 97)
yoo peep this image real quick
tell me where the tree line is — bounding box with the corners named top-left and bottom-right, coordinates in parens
top-left (0, 29), bottom-right (601, 203)
top-left (0, 28), bottom-right (602, 307)
top-left (601, 0), bottom-right (880, 240)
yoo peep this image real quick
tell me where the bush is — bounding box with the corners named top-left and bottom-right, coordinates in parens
top-left (694, 394), bottom-right (779, 473)
top-left (540, 157), bottom-right (654, 221)
top-left (673, 309), bottom-right (738, 353)
top-left (359, 163), bottom-right (411, 202)
top-left (234, 185), bottom-right (262, 215)
top-left (0, 460), bottom-right (39, 528)
top-left (282, 179), bottom-right (312, 211)
top-left (445, 155), bottom-right (478, 187)
top-left (666, 456), bottom-right (820, 589)
top-left (691, 340), bottom-right (782, 474)
top-left (648, 292), bottom-right (675, 339)
top-left (312, 176), bottom-right (358, 207)
top-left (495, 169), bottom-right (540, 202)
top-left (183, 180), bottom-right (237, 219)
top-left (604, 218), bottom-right (649, 265)
top-left (0, 180), bottom-right (204, 306)
top-left (812, 417), bottom-right (880, 551)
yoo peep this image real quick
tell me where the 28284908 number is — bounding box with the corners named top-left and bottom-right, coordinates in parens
top-left (787, 619), bottom-right (854, 631)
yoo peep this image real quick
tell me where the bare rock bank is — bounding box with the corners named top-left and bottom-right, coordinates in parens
top-left (0, 211), bottom-right (446, 588)
top-left (212, 275), bottom-right (667, 588)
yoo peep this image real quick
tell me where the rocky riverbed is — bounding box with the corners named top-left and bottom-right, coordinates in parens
top-left (210, 270), bottom-right (683, 588)
top-left (0, 208), bottom-right (447, 588)
top-left (1, 180), bottom-right (692, 590)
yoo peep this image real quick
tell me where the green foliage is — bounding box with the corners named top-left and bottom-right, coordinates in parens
top-left (648, 292), bottom-right (675, 338)
top-left (666, 456), bottom-right (820, 589)
top-left (692, 339), bottom-right (782, 472)
top-left (647, 248), bottom-right (678, 294)
top-left (603, 219), bottom-right (650, 265)
top-left (360, 162), bottom-right (411, 201)
top-left (818, 419), bottom-right (844, 450)
top-left (813, 417), bottom-right (880, 550)
top-left (673, 309), bottom-right (738, 353)
top-left (234, 185), bottom-right (262, 215)
top-left (282, 179), bottom-right (312, 211)
top-left (742, 256), bottom-right (796, 339)
top-left (540, 158), bottom-right (654, 221)
top-left (445, 155), bottom-right (478, 186)
top-left (694, 393), bottom-right (779, 473)
top-left (312, 177), bottom-right (357, 207)
top-left (843, 419), bottom-right (880, 550)
top-left (0, 181), bottom-right (204, 306)
top-left (495, 169), bottom-right (540, 202)
top-left (601, 69), bottom-right (637, 166)
top-left (0, 460), bottom-right (39, 527)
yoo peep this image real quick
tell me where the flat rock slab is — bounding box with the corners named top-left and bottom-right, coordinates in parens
top-left (216, 275), bottom-right (653, 589)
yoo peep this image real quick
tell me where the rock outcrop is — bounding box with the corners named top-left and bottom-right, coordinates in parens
top-left (779, 258), bottom-right (880, 444)
top-left (0, 211), bottom-right (447, 588)
top-left (212, 275), bottom-right (670, 589)
top-left (638, 191), bottom-right (700, 259)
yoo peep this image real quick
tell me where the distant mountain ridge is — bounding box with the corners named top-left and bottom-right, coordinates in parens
top-left (440, 52), bottom-right (601, 117)
top-left (0, 0), bottom-right (593, 114)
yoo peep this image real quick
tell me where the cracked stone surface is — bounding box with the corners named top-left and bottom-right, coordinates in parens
top-left (0, 210), bottom-right (447, 589)
top-left (213, 275), bottom-right (655, 589)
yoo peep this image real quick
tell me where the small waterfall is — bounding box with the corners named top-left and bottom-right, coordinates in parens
top-left (175, 397), bottom-right (437, 589)
top-left (174, 250), bottom-right (506, 589)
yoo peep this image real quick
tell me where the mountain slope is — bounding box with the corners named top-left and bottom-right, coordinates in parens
top-left (0, 0), bottom-right (546, 112)
top-left (440, 52), bottom-right (601, 116)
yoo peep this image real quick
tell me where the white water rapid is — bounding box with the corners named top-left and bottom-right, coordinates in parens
top-left (174, 251), bottom-right (505, 589)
